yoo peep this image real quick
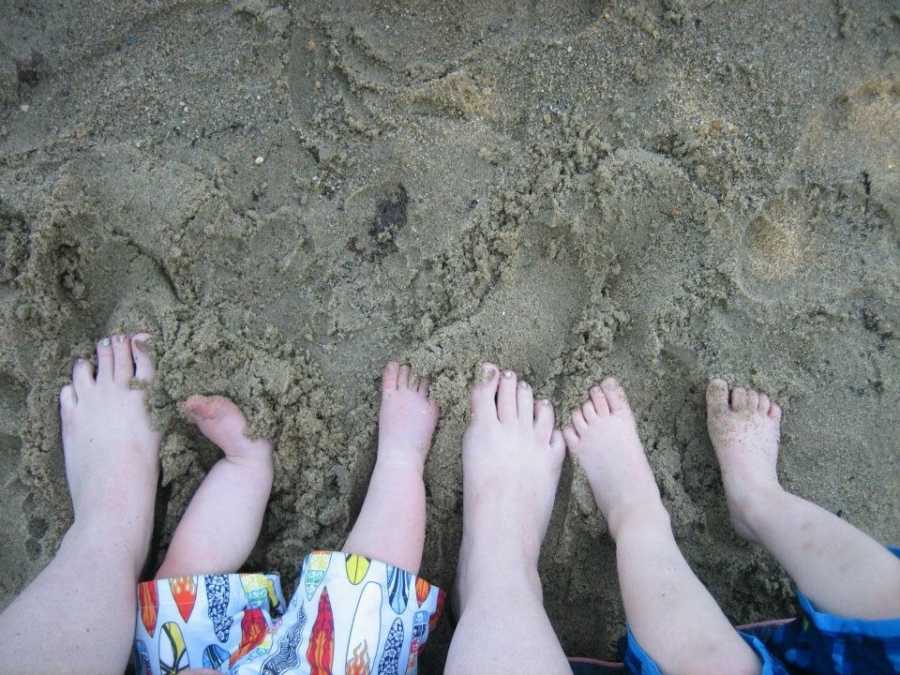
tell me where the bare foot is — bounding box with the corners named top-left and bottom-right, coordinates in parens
top-left (156, 395), bottom-right (273, 577)
top-left (563, 378), bottom-right (665, 539)
top-left (456, 365), bottom-right (565, 609)
top-left (706, 379), bottom-right (783, 542)
top-left (378, 361), bottom-right (440, 471)
top-left (60, 333), bottom-right (159, 570)
top-left (340, 362), bottom-right (439, 572)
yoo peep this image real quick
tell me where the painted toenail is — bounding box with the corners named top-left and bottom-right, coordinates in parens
top-left (503, 370), bottom-right (514, 378)
top-left (482, 365), bottom-right (495, 380)
top-left (519, 381), bottom-right (530, 389)
top-left (99, 337), bottom-right (111, 347)
top-left (114, 334), bottom-right (126, 343)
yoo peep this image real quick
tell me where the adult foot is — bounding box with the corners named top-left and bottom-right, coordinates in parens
top-left (706, 379), bottom-right (783, 542)
top-left (378, 361), bottom-right (440, 472)
top-left (457, 365), bottom-right (565, 606)
top-left (563, 378), bottom-right (665, 539)
top-left (60, 333), bottom-right (160, 568)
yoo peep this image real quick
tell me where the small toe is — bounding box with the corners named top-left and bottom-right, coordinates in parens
top-left (131, 334), bottom-right (155, 383)
top-left (600, 377), bottom-right (629, 413)
top-left (746, 389), bottom-right (759, 411)
top-left (59, 384), bottom-right (77, 413)
top-left (730, 386), bottom-right (747, 411)
top-left (95, 337), bottom-right (114, 382)
top-left (572, 408), bottom-right (588, 434)
top-left (408, 374), bottom-right (419, 391)
top-left (470, 363), bottom-right (500, 422)
top-left (533, 400), bottom-right (555, 441)
top-left (417, 376), bottom-right (431, 395)
top-left (497, 370), bottom-right (518, 422)
top-left (72, 358), bottom-right (94, 393)
top-left (383, 361), bottom-right (400, 391)
top-left (398, 364), bottom-right (411, 389)
top-left (769, 402), bottom-right (782, 420)
top-left (706, 378), bottom-right (730, 415)
top-left (111, 334), bottom-right (133, 384)
top-left (758, 392), bottom-right (770, 414)
top-left (562, 425), bottom-right (580, 451)
top-left (590, 386), bottom-right (609, 416)
top-left (581, 399), bottom-right (597, 422)
top-left (517, 380), bottom-right (534, 424)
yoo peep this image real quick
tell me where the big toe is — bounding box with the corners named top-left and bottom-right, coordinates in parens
top-left (470, 363), bottom-right (500, 422)
top-left (706, 378), bottom-right (730, 416)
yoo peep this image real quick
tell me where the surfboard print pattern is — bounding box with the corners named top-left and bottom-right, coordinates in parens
top-left (131, 553), bottom-right (444, 675)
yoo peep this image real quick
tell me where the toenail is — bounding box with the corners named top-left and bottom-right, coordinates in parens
top-left (503, 370), bottom-right (514, 378)
top-left (114, 334), bottom-right (126, 343)
top-left (519, 381), bottom-right (530, 389)
top-left (540, 399), bottom-right (551, 407)
top-left (482, 364), bottom-right (496, 380)
top-left (99, 337), bottom-right (111, 347)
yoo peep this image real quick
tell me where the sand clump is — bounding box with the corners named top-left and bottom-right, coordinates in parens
top-left (2, 1), bottom-right (899, 669)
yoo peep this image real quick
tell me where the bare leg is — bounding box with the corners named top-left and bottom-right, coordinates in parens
top-left (342, 362), bottom-right (439, 573)
top-left (563, 378), bottom-right (760, 675)
top-left (0, 334), bottom-right (159, 674)
top-left (446, 365), bottom-right (570, 675)
top-left (707, 379), bottom-right (900, 619)
top-left (155, 395), bottom-right (273, 578)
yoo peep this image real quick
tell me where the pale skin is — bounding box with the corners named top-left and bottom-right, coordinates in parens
top-left (445, 364), bottom-right (571, 675)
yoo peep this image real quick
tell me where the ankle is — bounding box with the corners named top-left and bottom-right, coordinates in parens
top-left (726, 483), bottom-right (788, 537)
top-left (607, 500), bottom-right (671, 541)
top-left (375, 452), bottom-right (425, 477)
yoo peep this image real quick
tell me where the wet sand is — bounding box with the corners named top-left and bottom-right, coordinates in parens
top-left (1, 0), bottom-right (898, 669)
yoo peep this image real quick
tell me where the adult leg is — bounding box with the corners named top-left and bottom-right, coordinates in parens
top-left (707, 379), bottom-right (900, 619)
top-left (564, 378), bottom-right (760, 675)
top-left (0, 334), bottom-right (159, 674)
top-left (446, 365), bottom-right (570, 675)
top-left (341, 362), bottom-right (439, 573)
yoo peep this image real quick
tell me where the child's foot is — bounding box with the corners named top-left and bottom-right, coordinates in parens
top-left (60, 334), bottom-right (160, 569)
top-left (456, 365), bottom-right (565, 608)
top-left (706, 379), bottom-right (783, 542)
top-left (562, 378), bottom-right (665, 539)
top-left (378, 361), bottom-right (440, 472)
top-left (156, 395), bottom-right (273, 577)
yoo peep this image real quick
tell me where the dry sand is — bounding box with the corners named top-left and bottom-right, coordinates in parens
top-left (1, 0), bottom-right (899, 669)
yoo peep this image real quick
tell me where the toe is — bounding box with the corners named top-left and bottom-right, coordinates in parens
top-left (746, 389), bottom-right (759, 411)
top-left (706, 379), bottom-right (730, 415)
top-left (408, 373), bottom-right (419, 391)
top-left (600, 377), bottom-right (629, 413)
top-left (572, 408), bottom-right (588, 434)
top-left (549, 429), bottom-right (565, 462)
top-left (758, 392), bottom-right (770, 414)
top-left (95, 336), bottom-right (114, 382)
top-left (581, 399), bottom-right (597, 422)
top-left (417, 376), bottom-right (431, 396)
top-left (72, 358), bottom-right (94, 393)
top-left (470, 363), bottom-right (501, 422)
top-left (769, 402), bottom-right (782, 420)
top-left (517, 380), bottom-right (534, 424)
top-left (497, 370), bottom-right (518, 422)
top-left (382, 361), bottom-right (400, 391)
top-left (131, 334), bottom-right (155, 383)
top-left (111, 334), bottom-right (134, 385)
top-left (59, 384), bottom-right (77, 414)
top-left (590, 386), bottom-right (609, 416)
top-left (562, 424), bottom-right (580, 451)
top-left (398, 364), bottom-right (411, 389)
top-left (533, 399), bottom-right (555, 442)
top-left (730, 386), bottom-right (747, 411)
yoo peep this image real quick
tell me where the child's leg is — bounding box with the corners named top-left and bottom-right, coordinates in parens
top-left (563, 378), bottom-right (760, 675)
top-left (155, 395), bottom-right (273, 578)
top-left (341, 361), bottom-right (439, 573)
top-left (0, 334), bottom-right (159, 673)
top-left (707, 379), bottom-right (900, 619)
top-left (446, 366), bottom-right (571, 675)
